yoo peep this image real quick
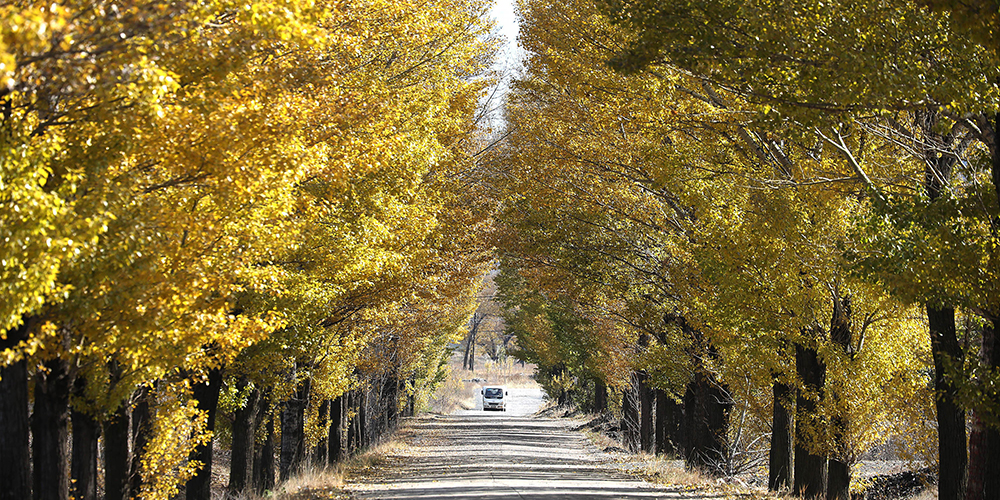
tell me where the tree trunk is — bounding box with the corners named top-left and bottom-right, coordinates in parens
top-left (104, 402), bottom-right (130, 500)
top-left (279, 378), bottom-right (310, 481)
top-left (186, 368), bottom-right (223, 500)
top-left (329, 396), bottom-right (345, 463)
top-left (622, 374), bottom-right (639, 452)
top-left (229, 384), bottom-right (261, 495)
top-left (0, 319), bottom-right (31, 500)
top-left (594, 378), bottom-right (607, 413)
top-left (655, 388), bottom-right (682, 456)
top-left (969, 412), bottom-right (987, 500)
top-left (70, 378), bottom-right (100, 500)
top-left (130, 386), bottom-right (151, 496)
top-left (253, 414), bottom-right (275, 495)
top-left (929, 305), bottom-right (967, 500)
top-left (768, 380), bottom-right (793, 491)
top-left (828, 296), bottom-right (853, 500)
top-left (467, 338), bottom-right (475, 371)
top-left (358, 388), bottom-right (368, 449)
top-left (682, 370), bottom-right (731, 473)
top-left (347, 391), bottom-right (358, 453)
top-left (976, 318), bottom-right (1000, 500)
top-left (827, 461), bottom-right (850, 500)
top-left (794, 343), bottom-right (827, 499)
top-left (389, 379), bottom-right (399, 429)
top-left (405, 378), bottom-right (416, 417)
top-left (654, 388), bottom-right (667, 455)
top-left (639, 373), bottom-right (654, 453)
top-left (314, 399), bottom-right (330, 467)
top-left (32, 357), bottom-right (71, 500)
top-left (70, 407), bottom-right (100, 500)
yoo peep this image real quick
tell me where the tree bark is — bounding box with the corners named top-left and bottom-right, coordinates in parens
top-left (971, 318), bottom-right (1000, 500)
top-left (654, 388), bottom-right (682, 456)
top-left (347, 391), bottom-right (358, 453)
top-left (639, 373), bottom-right (654, 453)
top-left (314, 399), bottom-right (330, 467)
top-left (186, 368), bottom-right (223, 500)
top-left (929, 305), bottom-right (967, 500)
top-left (229, 384), bottom-right (261, 495)
top-left (329, 396), bottom-right (345, 463)
top-left (405, 378), bottom-right (416, 417)
top-left (253, 414), bottom-right (275, 495)
top-left (654, 388), bottom-right (667, 455)
top-left (794, 343), bottom-right (827, 499)
top-left (104, 402), bottom-right (130, 500)
top-left (768, 380), bottom-right (793, 491)
top-left (594, 378), bottom-right (607, 413)
top-left (70, 378), bottom-right (100, 500)
top-left (622, 374), bottom-right (639, 452)
top-left (129, 386), bottom-right (151, 496)
top-left (682, 369), bottom-right (731, 473)
top-left (828, 296), bottom-right (852, 500)
top-left (32, 357), bottom-right (71, 500)
top-left (279, 378), bottom-right (310, 481)
top-left (358, 388), bottom-right (368, 449)
top-left (0, 318), bottom-right (31, 500)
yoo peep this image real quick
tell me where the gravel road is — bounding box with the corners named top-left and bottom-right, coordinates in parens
top-left (347, 388), bottom-right (719, 500)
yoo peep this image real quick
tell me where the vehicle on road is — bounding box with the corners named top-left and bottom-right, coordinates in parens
top-left (481, 386), bottom-right (507, 411)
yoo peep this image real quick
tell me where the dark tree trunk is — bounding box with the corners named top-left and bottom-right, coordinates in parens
top-left (794, 343), bottom-right (828, 499)
top-left (186, 369), bottom-right (223, 500)
top-left (682, 370), bottom-right (731, 473)
top-left (594, 378), bottom-right (607, 413)
top-left (405, 378), bottom-right (416, 417)
top-left (654, 388), bottom-right (682, 456)
top-left (654, 388), bottom-right (667, 455)
top-left (639, 373), bottom-right (654, 453)
top-left (329, 396), bottom-right (345, 463)
top-left (827, 461), bottom-right (850, 500)
top-left (389, 380), bottom-right (399, 429)
top-left (0, 319), bottom-right (31, 500)
top-left (229, 384), bottom-right (261, 495)
top-left (973, 318), bottom-right (1000, 500)
top-left (253, 414), bottom-right (276, 495)
top-left (104, 402), bottom-right (130, 500)
top-left (129, 386), bottom-right (151, 496)
top-left (32, 357), bottom-right (71, 500)
top-left (828, 296), bottom-right (853, 500)
top-left (622, 374), bottom-right (639, 452)
top-left (70, 407), bottom-right (100, 500)
top-left (919, 114), bottom-right (967, 500)
top-left (768, 380), bottom-right (793, 491)
top-left (929, 305), bottom-right (967, 500)
top-left (314, 399), bottom-right (330, 467)
top-left (70, 377), bottom-right (100, 500)
top-left (969, 412), bottom-right (988, 500)
top-left (358, 388), bottom-right (368, 449)
top-left (347, 391), bottom-right (358, 454)
top-left (279, 378), bottom-right (310, 481)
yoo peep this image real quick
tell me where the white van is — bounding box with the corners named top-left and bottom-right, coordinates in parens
top-left (481, 386), bottom-right (507, 411)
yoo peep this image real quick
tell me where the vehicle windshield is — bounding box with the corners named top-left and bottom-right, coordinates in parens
top-left (484, 388), bottom-right (503, 399)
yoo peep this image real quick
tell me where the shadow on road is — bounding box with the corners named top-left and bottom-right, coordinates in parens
top-left (349, 415), bottom-right (728, 500)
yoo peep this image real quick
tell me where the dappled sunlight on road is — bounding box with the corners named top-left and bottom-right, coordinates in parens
top-left (348, 415), bottom-right (728, 500)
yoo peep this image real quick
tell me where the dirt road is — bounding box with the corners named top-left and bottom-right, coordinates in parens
top-left (347, 391), bottom-right (719, 500)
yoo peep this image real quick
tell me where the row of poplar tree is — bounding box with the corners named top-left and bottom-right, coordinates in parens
top-left (0, 1), bottom-right (498, 499)
top-left (490, 0), bottom-right (998, 498)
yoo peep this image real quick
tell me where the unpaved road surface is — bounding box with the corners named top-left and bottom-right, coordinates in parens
top-left (347, 391), bottom-right (720, 500)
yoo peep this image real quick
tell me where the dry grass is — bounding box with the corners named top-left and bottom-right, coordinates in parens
top-left (578, 428), bottom-right (777, 500)
top-left (211, 438), bottom-right (411, 500)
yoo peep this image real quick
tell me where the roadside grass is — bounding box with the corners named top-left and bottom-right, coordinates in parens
top-left (221, 438), bottom-right (412, 500)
